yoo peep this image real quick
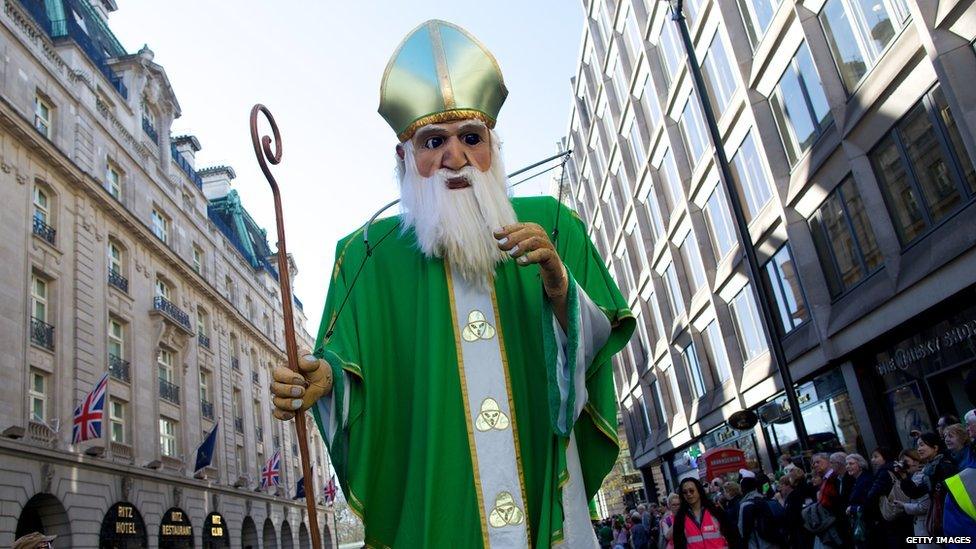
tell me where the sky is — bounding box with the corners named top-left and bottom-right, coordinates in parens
top-left (109, 1), bottom-right (585, 335)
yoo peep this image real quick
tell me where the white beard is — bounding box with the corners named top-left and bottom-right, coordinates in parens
top-left (398, 132), bottom-right (518, 287)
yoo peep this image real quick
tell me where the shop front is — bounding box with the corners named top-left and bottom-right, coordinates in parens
top-left (700, 424), bottom-right (761, 473)
top-left (758, 368), bottom-right (864, 461)
top-left (855, 298), bottom-right (976, 451)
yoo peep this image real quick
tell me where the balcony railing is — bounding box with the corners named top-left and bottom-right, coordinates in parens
top-left (32, 216), bottom-right (56, 245)
top-left (142, 117), bottom-right (159, 144)
top-left (256, 427), bottom-right (264, 442)
top-left (30, 317), bottom-right (54, 351)
top-left (170, 143), bottom-right (204, 189)
top-left (201, 399), bottom-right (214, 420)
top-left (234, 417), bottom-right (244, 433)
top-left (108, 354), bottom-right (130, 382)
top-left (107, 269), bottom-right (128, 293)
top-left (159, 378), bottom-right (180, 404)
top-left (198, 332), bottom-right (210, 348)
top-left (231, 357), bottom-right (240, 370)
top-left (251, 371), bottom-right (260, 384)
top-left (153, 296), bottom-right (191, 331)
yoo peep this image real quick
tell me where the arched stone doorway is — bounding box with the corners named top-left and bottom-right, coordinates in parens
top-left (262, 518), bottom-right (277, 549)
top-left (98, 502), bottom-right (147, 548)
top-left (15, 493), bottom-right (71, 546)
top-left (202, 512), bottom-right (229, 548)
top-left (280, 521), bottom-right (294, 549)
top-left (241, 516), bottom-right (258, 549)
top-left (297, 522), bottom-right (310, 549)
top-left (322, 518), bottom-right (333, 549)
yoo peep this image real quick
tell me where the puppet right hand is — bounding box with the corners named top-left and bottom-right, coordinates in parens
top-left (271, 351), bottom-right (333, 420)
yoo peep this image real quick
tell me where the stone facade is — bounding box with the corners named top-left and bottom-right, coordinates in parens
top-left (0, 1), bottom-right (336, 547)
top-left (563, 0), bottom-right (976, 497)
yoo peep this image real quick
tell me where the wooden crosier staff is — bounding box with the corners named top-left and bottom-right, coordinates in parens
top-left (249, 104), bottom-right (322, 549)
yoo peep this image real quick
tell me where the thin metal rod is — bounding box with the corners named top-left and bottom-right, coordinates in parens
top-left (669, 1), bottom-right (810, 455)
top-left (250, 104), bottom-right (322, 549)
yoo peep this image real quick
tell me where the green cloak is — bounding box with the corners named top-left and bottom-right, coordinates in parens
top-left (311, 196), bottom-right (634, 547)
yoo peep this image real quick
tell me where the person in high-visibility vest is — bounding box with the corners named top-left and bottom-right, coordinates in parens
top-left (671, 477), bottom-right (739, 549)
top-left (944, 467), bottom-right (976, 547)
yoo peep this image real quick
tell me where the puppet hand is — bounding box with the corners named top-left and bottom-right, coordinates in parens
top-left (494, 222), bottom-right (568, 299)
top-left (271, 350), bottom-right (332, 420)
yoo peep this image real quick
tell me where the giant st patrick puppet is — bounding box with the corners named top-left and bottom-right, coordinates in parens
top-left (271, 20), bottom-right (635, 548)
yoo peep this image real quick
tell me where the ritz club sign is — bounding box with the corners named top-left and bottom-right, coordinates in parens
top-left (875, 319), bottom-right (976, 375)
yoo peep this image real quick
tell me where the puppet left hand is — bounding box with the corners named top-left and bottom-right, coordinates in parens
top-left (494, 223), bottom-right (568, 299)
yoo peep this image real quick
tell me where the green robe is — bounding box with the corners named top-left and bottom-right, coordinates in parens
top-left (311, 196), bottom-right (634, 547)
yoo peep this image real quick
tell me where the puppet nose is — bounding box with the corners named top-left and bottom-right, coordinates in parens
top-left (441, 138), bottom-right (469, 171)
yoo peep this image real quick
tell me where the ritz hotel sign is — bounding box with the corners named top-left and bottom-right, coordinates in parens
top-left (875, 319), bottom-right (976, 375)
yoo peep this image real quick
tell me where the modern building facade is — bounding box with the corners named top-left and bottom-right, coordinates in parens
top-left (0, 1), bottom-right (336, 546)
top-left (562, 0), bottom-right (976, 502)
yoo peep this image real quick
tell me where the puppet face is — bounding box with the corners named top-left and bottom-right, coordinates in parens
top-left (401, 119), bottom-right (493, 180)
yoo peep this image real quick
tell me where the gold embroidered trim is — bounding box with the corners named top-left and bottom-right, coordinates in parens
top-left (490, 286), bottom-right (533, 545)
top-left (445, 266), bottom-right (491, 547)
top-left (333, 227), bottom-right (366, 281)
top-left (398, 109), bottom-right (496, 142)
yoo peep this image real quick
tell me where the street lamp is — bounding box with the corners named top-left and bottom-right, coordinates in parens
top-left (663, 0), bottom-right (811, 457)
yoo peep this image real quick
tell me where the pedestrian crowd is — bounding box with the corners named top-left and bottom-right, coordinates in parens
top-left (593, 412), bottom-right (976, 548)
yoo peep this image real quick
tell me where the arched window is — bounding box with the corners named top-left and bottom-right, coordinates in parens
top-left (107, 238), bottom-right (128, 292)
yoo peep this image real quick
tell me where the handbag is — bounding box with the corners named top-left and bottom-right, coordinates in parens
top-left (880, 472), bottom-right (908, 521)
top-left (852, 508), bottom-right (867, 542)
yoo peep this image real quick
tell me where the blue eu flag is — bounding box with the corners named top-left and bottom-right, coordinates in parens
top-left (194, 423), bottom-right (219, 473)
top-left (294, 467), bottom-right (313, 500)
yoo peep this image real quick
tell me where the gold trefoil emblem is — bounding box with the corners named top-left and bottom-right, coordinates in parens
top-left (475, 398), bottom-right (510, 432)
top-left (462, 310), bottom-right (495, 342)
top-left (488, 491), bottom-right (525, 528)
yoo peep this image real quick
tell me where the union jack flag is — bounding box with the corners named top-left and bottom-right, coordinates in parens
top-left (260, 450), bottom-right (281, 489)
top-left (72, 373), bottom-right (109, 444)
top-left (324, 475), bottom-right (338, 504)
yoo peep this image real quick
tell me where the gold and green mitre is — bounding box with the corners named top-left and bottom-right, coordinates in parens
top-left (379, 19), bottom-right (508, 142)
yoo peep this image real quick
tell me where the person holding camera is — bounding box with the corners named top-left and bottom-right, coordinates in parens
top-left (896, 432), bottom-right (958, 540)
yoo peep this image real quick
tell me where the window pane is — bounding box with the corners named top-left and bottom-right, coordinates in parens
top-left (680, 232), bottom-right (707, 294)
top-left (763, 245), bottom-right (809, 333)
top-left (640, 67), bottom-right (663, 129)
top-left (932, 88), bottom-right (976, 194)
top-left (682, 342), bottom-right (707, 398)
top-left (820, 0), bottom-right (906, 91)
top-left (898, 103), bottom-right (962, 223)
top-left (872, 135), bottom-right (926, 243)
top-left (664, 264), bottom-right (685, 318)
top-left (630, 122), bottom-right (646, 170)
top-left (730, 285), bottom-right (768, 362)
top-left (737, 0), bottom-right (782, 47)
top-left (729, 132), bottom-right (774, 220)
top-left (704, 187), bottom-right (737, 261)
top-left (680, 92), bottom-right (709, 166)
top-left (810, 178), bottom-right (882, 297)
top-left (659, 149), bottom-right (683, 213)
top-left (703, 321), bottom-right (733, 383)
top-left (701, 31), bottom-right (738, 117)
top-left (658, 11), bottom-right (683, 85)
top-left (770, 44), bottom-right (831, 165)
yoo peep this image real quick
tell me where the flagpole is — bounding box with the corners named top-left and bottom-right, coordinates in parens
top-left (250, 104), bottom-right (322, 549)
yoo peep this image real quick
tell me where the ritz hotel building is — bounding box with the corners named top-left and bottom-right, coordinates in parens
top-left (0, 1), bottom-right (337, 547)
top-left (561, 0), bottom-right (976, 502)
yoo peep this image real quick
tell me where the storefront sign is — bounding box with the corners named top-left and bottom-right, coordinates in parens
top-left (99, 502), bottom-right (147, 546)
top-left (875, 319), bottom-right (976, 375)
top-left (203, 512), bottom-right (230, 546)
top-left (159, 506), bottom-right (193, 546)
